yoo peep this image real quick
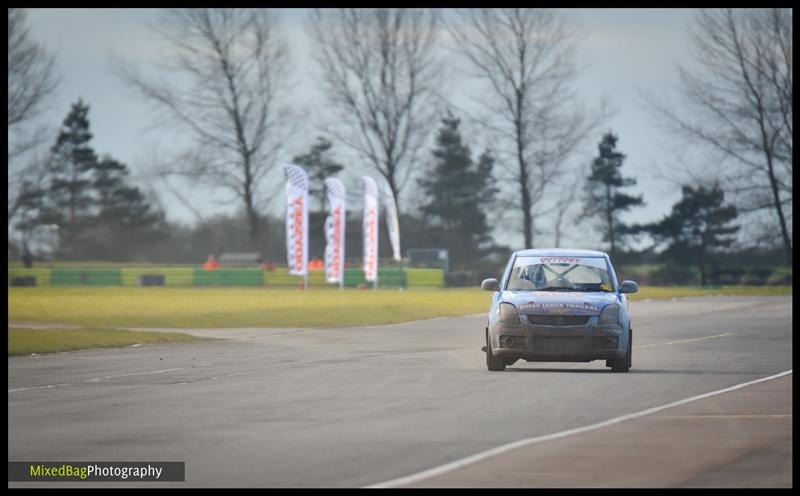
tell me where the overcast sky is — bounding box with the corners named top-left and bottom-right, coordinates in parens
top-left (24, 8), bottom-right (700, 249)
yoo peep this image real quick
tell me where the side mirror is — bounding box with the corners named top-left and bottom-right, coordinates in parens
top-left (481, 278), bottom-right (500, 292)
top-left (619, 280), bottom-right (639, 294)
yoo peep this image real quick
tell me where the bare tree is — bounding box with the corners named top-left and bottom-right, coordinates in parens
top-left (7, 8), bottom-right (58, 130)
top-left (115, 8), bottom-right (292, 245)
top-left (307, 8), bottom-right (442, 214)
top-left (645, 8), bottom-right (792, 261)
top-left (551, 181), bottom-right (580, 248)
top-left (449, 8), bottom-right (606, 249)
top-left (8, 8), bottom-right (59, 227)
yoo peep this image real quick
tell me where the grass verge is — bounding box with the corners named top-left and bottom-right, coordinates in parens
top-left (8, 285), bottom-right (791, 329)
top-left (8, 327), bottom-right (204, 356)
top-left (8, 287), bottom-right (493, 328)
top-left (629, 285), bottom-right (792, 300)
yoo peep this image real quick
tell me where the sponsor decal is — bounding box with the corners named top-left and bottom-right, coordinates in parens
top-left (291, 195), bottom-right (304, 272)
top-left (363, 176), bottom-right (379, 282)
top-left (326, 206), bottom-right (343, 281)
top-left (518, 301), bottom-right (600, 315)
top-left (324, 178), bottom-right (346, 284)
top-left (365, 206), bottom-right (378, 279)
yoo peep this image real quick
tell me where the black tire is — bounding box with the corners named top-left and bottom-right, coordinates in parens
top-left (486, 332), bottom-right (506, 371)
top-left (610, 329), bottom-right (632, 373)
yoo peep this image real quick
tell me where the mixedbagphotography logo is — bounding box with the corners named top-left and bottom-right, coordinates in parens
top-left (8, 462), bottom-right (185, 482)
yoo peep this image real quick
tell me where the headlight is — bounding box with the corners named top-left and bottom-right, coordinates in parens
top-left (497, 303), bottom-right (521, 324)
top-left (598, 304), bottom-right (620, 325)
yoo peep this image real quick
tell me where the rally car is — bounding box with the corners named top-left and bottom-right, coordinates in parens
top-left (481, 249), bottom-right (638, 372)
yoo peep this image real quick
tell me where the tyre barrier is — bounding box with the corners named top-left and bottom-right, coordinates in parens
top-left (9, 267), bottom-right (443, 288)
top-left (139, 274), bottom-right (166, 286)
top-left (10, 276), bottom-right (36, 287)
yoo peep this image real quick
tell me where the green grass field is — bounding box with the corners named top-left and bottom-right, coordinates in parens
top-left (8, 327), bottom-right (204, 356)
top-left (8, 285), bottom-right (792, 329)
top-left (8, 287), bottom-right (494, 328)
top-left (630, 285), bottom-right (792, 299)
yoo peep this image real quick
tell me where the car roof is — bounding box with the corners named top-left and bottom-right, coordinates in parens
top-left (513, 248), bottom-right (608, 258)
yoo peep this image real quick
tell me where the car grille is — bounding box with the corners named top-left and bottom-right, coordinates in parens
top-left (592, 336), bottom-right (619, 349)
top-left (534, 337), bottom-right (585, 353)
top-left (527, 314), bottom-right (591, 326)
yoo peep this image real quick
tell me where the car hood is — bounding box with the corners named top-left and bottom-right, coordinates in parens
top-left (502, 291), bottom-right (617, 316)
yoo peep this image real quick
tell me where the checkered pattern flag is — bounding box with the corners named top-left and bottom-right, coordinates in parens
top-left (284, 163), bottom-right (309, 190)
top-left (363, 175), bottom-right (378, 198)
top-left (325, 177), bottom-right (346, 202)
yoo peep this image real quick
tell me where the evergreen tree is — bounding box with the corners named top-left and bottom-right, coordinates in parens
top-left (39, 99), bottom-right (98, 257)
top-left (647, 184), bottom-right (740, 286)
top-left (10, 179), bottom-right (47, 249)
top-left (418, 114), bottom-right (498, 270)
top-left (291, 137), bottom-right (344, 214)
top-left (93, 157), bottom-right (162, 229)
top-left (85, 156), bottom-right (166, 260)
top-left (291, 137), bottom-right (345, 259)
top-left (33, 100), bottom-right (165, 261)
top-left (583, 133), bottom-right (644, 258)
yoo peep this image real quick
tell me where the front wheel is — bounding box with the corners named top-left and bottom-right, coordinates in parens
top-left (610, 329), bottom-right (632, 373)
top-left (486, 332), bottom-right (506, 371)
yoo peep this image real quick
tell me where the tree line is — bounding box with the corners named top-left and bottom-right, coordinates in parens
top-left (7, 8), bottom-right (793, 279)
top-left (6, 98), bottom-right (748, 286)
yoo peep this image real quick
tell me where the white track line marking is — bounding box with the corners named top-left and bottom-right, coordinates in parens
top-left (364, 369), bottom-right (793, 488)
top-left (657, 414), bottom-right (791, 419)
top-left (7, 383), bottom-right (71, 393)
top-left (9, 368), bottom-right (182, 392)
top-left (634, 332), bottom-right (731, 349)
top-left (83, 368), bottom-right (182, 383)
top-left (210, 370), bottom-right (265, 380)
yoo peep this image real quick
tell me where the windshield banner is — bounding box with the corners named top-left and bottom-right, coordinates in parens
top-left (284, 164), bottom-right (309, 276)
top-left (528, 256), bottom-right (608, 269)
top-left (324, 178), bottom-right (346, 285)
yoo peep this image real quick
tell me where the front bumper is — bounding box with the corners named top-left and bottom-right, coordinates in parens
top-left (490, 317), bottom-right (626, 361)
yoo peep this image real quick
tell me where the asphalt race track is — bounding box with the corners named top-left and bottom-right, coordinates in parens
top-left (8, 296), bottom-right (792, 487)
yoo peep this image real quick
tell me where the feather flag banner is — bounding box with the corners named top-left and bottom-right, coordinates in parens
top-left (383, 183), bottom-right (401, 262)
top-left (284, 164), bottom-right (309, 277)
top-left (324, 178), bottom-right (346, 286)
top-left (362, 176), bottom-right (379, 283)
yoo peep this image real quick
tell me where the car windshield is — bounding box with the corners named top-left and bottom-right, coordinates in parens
top-left (505, 256), bottom-right (614, 292)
